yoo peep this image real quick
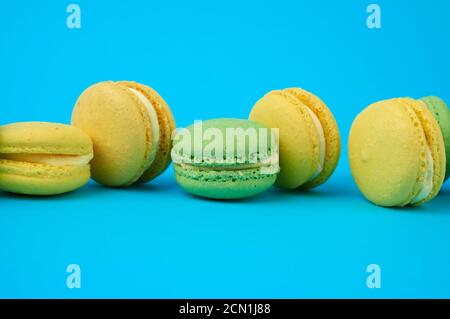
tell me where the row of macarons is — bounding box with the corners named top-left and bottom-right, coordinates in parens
top-left (0, 80), bottom-right (449, 207)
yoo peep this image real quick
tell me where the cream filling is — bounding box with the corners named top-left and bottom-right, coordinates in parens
top-left (305, 107), bottom-right (326, 181)
top-left (410, 145), bottom-right (434, 204)
top-left (179, 162), bottom-right (263, 171)
top-left (173, 150), bottom-right (278, 165)
top-left (175, 152), bottom-right (280, 173)
top-left (177, 158), bottom-right (279, 175)
top-left (0, 153), bottom-right (93, 166)
top-left (128, 88), bottom-right (160, 170)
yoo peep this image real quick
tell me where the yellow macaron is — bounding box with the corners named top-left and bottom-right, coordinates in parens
top-left (0, 122), bottom-right (93, 195)
top-left (249, 88), bottom-right (341, 189)
top-left (348, 98), bottom-right (446, 207)
top-left (71, 81), bottom-right (176, 187)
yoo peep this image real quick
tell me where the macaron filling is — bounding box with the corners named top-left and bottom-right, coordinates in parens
top-left (410, 145), bottom-right (434, 205)
top-left (177, 154), bottom-right (279, 174)
top-left (128, 88), bottom-right (160, 171)
top-left (0, 153), bottom-right (93, 166)
top-left (305, 107), bottom-right (326, 181)
top-left (172, 141), bottom-right (280, 176)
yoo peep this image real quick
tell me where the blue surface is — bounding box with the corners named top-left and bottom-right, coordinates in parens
top-left (1, 0), bottom-right (450, 298)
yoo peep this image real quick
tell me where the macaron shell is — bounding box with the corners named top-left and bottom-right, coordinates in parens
top-left (249, 90), bottom-right (319, 189)
top-left (0, 122), bottom-right (92, 155)
top-left (118, 81), bottom-right (176, 182)
top-left (0, 160), bottom-right (90, 195)
top-left (348, 99), bottom-right (426, 207)
top-left (174, 165), bottom-right (277, 199)
top-left (284, 88), bottom-right (341, 189)
top-left (172, 118), bottom-right (276, 166)
top-left (420, 96), bottom-right (450, 180)
top-left (71, 81), bottom-right (154, 187)
top-left (408, 98), bottom-right (445, 205)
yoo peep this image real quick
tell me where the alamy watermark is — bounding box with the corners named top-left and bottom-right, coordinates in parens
top-left (66, 264), bottom-right (81, 289)
top-left (367, 4), bottom-right (381, 29)
top-left (366, 264), bottom-right (381, 289)
top-left (66, 4), bottom-right (81, 29)
top-left (172, 121), bottom-right (279, 174)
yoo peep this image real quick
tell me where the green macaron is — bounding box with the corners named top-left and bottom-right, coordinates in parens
top-left (171, 118), bottom-right (279, 199)
top-left (420, 96), bottom-right (450, 180)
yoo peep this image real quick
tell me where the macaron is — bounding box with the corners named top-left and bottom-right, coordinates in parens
top-left (420, 96), bottom-right (450, 181)
top-left (171, 118), bottom-right (279, 199)
top-left (348, 98), bottom-right (446, 207)
top-left (0, 122), bottom-right (93, 195)
top-left (71, 81), bottom-right (176, 187)
top-left (249, 88), bottom-right (341, 190)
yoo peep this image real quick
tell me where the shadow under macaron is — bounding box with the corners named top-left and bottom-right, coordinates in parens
top-left (357, 191), bottom-right (449, 214)
top-left (97, 171), bottom-right (179, 193)
top-left (177, 187), bottom-right (283, 204)
top-left (0, 181), bottom-right (104, 201)
top-left (176, 178), bottom-right (354, 205)
top-left (109, 182), bottom-right (179, 194)
top-left (429, 186), bottom-right (450, 213)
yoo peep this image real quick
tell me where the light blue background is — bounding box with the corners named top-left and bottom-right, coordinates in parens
top-left (1, 0), bottom-right (450, 298)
